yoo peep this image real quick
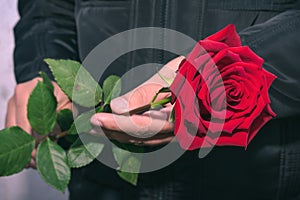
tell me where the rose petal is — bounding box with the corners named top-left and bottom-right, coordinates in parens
top-left (237, 94), bottom-right (266, 130)
top-left (263, 68), bottom-right (277, 89)
top-left (228, 46), bottom-right (264, 66)
top-left (170, 60), bottom-right (191, 103)
top-left (199, 40), bottom-right (229, 54)
top-left (213, 49), bottom-right (242, 68)
top-left (205, 24), bottom-right (241, 47)
top-left (186, 42), bottom-right (207, 63)
top-left (215, 130), bottom-right (248, 147)
top-left (246, 104), bottom-right (275, 145)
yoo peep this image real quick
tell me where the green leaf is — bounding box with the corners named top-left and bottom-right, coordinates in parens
top-left (158, 72), bottom-right (174, 86)
top-left (65, 135), bottom-right (79, 144)
top-left (112, 143), bottom-right (143, 185)
top-left (0, 127), bottom-right (35, 176)
top-left (67, 134), bottom-right (104, 168)
top-left (57, 109), bottom-right (74, 132)
top-left (151, 96), bottom-right (172, 109)
top-left (68, 111), bottom-right (94, 135)
top-left (36, 138), bottom-right (70, 192)
top-left (169, 107), bottom-right (175, 123)
top-left (27, 81), bottom-right (57, 135)
top-left (102, 75), bottom-right (121, 105)
top-left (151, 87), bottom-right (171, 103)
top-left (39, 71), bottom-right (54, 92)
top-left (117, 171), bottom-right (139, 186)
top-left (45, 59), bottom-right (102, 107)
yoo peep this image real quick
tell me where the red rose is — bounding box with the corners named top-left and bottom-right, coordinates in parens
top-left (170, 24), bottom-right (276, 150)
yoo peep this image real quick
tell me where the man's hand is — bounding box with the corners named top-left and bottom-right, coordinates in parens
top-left (5, 77), bottom-right (72, 168)
top-left (90, 56), bottom-right (184, 146)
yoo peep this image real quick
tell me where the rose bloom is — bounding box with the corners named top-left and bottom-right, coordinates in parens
top-left (170, 25), bottom-right (276, 150)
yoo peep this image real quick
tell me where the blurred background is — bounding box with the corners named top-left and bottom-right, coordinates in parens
top-left (0, 0), bottom-right (68, 199)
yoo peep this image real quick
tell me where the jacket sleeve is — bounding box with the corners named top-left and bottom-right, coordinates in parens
top-left (239, 9), bottom-right (300, 119)
top-left (14, 0), bottom-right (79, 83)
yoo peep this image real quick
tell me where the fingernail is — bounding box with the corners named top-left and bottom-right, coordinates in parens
top-left (90, 116), bottom-right (103, 126)
top-left (111, 97), bottom-right (129, 113)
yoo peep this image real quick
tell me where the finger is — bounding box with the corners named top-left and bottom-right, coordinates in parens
top-left (90, 128), bottom-right (135, 143)
top-left (56, 100), bottom-right (72, 111)
top-left (13, 78), bottom-right (44, 133)
top-left (31, 149), bottom-right (36, 160)
top-left (110, 56), bottom-right (184, 114)
top-left (54, 83), bottom-right (72, 111)
top-left (15, 92), bottom-right (32, 134)
top-left (90, 111), bottom-right (174, 138)
top-left (90, 127), bottom-right (174, 146)
top-left (25, 149), bottom-right (37, 169)
top-left (111, 83), bottom-right (168, 114)
top-left (29, 158), bottom-right (36, 169)
top-left (53, 82), bottom-right (78, 118)
top-left (162, 55), bottom-right (185, 71)
top-left (5, 96), bottom-right (17, 127)
top-left (25, 158), bottom-right (36, 169)
top-left (140, 134), bottom-right (174, 146)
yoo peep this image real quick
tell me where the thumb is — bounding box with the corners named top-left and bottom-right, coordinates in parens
top-left (110, 83), bottom-right (166, 114)
top-left (110, 56), bottom-right (184, 114)
top-left (110, 96), bottom-right (129, 114)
